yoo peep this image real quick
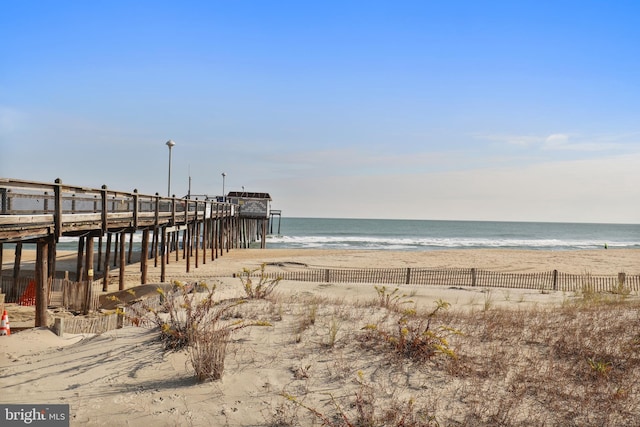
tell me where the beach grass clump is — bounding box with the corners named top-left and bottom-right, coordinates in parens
top-left (265, 286), bottom-right (640, 426)
top-left (361, 299), bottom-right (461, 362)
top-left (187, 300), bottom-right (272, 382)
top-left (283, 370), bottom-right (438, 427)
top-left (125, 280), bottom-right (272, 381)
top-left (373, 285), bottom-right (413, 311)
top-left (293, 303), bottom-right (318, 343)
top-left (238, 263), bottom-right (283, 299)
top-left (326, 316), bottom-right (340, 348)
top-left (125, 280), bottom-right (218, 350)
top-left (446, 299), bottom-right (640, 426)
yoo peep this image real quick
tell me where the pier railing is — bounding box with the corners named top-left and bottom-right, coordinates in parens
top-left (0, 178), bottom-right (235, 243)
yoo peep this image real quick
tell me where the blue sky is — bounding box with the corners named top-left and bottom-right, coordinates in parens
top-left (1, 1), bottom-right (639, 223)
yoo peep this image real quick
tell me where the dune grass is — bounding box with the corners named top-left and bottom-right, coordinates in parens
top-left (261, 289), bottom-right (640, 426)
top-left (120, 272), bottom-right (640, 426)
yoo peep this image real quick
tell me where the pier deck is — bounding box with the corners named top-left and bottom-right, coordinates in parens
top-left (0, 178), bottom-right (269, 326)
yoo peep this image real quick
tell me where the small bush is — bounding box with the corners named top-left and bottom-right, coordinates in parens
top-left (125, 280), bottom-right (271, 381)
top-left (126, 281), bottom-right (218, 350)
top-left (374, 285), bottom-right (413, 311)
top-left (362, 299), bottom-right (461, 362)
top-left (238, 263), bottom-right (283, 299)
top-left (293, 304), bottom-right (317, 343)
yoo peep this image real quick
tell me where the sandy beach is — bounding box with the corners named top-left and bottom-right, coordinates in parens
top-left (1, 248), bottom-right (639, 426)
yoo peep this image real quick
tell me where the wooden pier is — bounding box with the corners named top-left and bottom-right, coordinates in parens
top-left (0, 178), bottom-right (273, 326)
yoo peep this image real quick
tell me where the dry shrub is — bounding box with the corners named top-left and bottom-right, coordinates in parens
top-left (278, 290), bottom-right (640, 426)
top-left (125, 280), bottom-right (271, 381)
top-left (448, 299), bottom-right (640, 426)
top-left (361, 299), bottom-right (461, 362)
top-left (189, 328), bottom-right (231, 382)
top-left (374, 285), bottom-right (413, 311)
top-left (284, 371), bottom-right (438, 427)
top-left (238, 263), bottom-right (282, 299)
top-left (124, 281), bottom-right (218, 350)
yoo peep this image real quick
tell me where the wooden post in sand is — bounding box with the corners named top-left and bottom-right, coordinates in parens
top-left (97, 235), bottom-right (103, 272)
top-left (153, 193), bottom-right (160, 268)
top-left (83, 236), bottom-right (95, 315)
top-left (113, 233), bottom-right (119, 267)
top-left (85, 236), bottom-right (94, 282)
top-left (160, 226), bottom-right (166, 283)
top-left (48, 241), bottom-right (57, 280)
top-left (262, 219), bottom-right (267, 249)
top-left (11, 243), bottom-right (21, 301)
top-left (103, 233), bottom-right (112, 292)
top-left (141, 228), bottom-right (149, 284)
top-left (618, 272), bottom-right (626, 288)
top-left (35, 238), bottom-right (49, 327)
top-left (119, 231), bottom-right (126, 291)
top-left (194, 203), bottom-right (200, 269)
top-left (202, 205), bottom-right (208, 265)
top-left (128, 231), bottom-right (134, 264)
top-left (214, 203), bottom-right (219, 260)
top-left (552, 269), bottom-right (558, 291)
top-left (76, 237), bottom-right (84, 281)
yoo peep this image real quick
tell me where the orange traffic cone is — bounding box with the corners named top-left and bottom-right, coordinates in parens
top-left (0, 310), bottom-right (10, 336)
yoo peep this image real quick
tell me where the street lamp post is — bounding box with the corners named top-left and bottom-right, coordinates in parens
top-left (166, 140), bottom-right (176, 197)
top-left (221, 172), bottom-right (226, 202)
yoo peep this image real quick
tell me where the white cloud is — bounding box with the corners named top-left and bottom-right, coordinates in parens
top-left (543, 133), bottom-right (570, 149)
top-left (474, 133), bottom-right (542, 147)
top-left (479, 131), bottom-right (637, 153)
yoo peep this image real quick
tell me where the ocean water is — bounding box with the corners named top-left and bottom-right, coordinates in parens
top-left (46, 217), bottom-right (639, 252)
top-left (266, 218), bottom-right (640, 251)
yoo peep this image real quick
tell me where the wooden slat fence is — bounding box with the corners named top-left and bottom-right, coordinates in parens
top-left (59, 280), bottom-right (102, 312)
top-left (58, 313), bottom-right (119, 334)
top-left (473, 270), bottom-right (555, 290)
top-left (409, 268), bottom-right (471, 286)
top-left (259, 267), bottom-right (640, 293)
top-left (1, 276), bottom-right (31, 302)
top-left (555, 272), bottom-right (638, 293)
top-left (1, 276), bottom-right (102, 312)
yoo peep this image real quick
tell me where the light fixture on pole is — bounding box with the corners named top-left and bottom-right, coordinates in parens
top-left (166, 140), bottom-right (176, 197)
top-left (221, 172), bottom-right (226, 202)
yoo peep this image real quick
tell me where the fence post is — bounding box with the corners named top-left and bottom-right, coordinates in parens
top-left (552, 269), bottom-right (558, 291)
top-left (405, 267), bottom-right (411, 285)
top-left (54, 317), bottom-right (64, 336)
top-left (618, 272), bottom-right (626, 288)
top-left (117, 306), bottom-right (126, 329)
top-left (325, 269), bottom-right (330, 283)
top-left (471, 268), bottom-right (477, 287)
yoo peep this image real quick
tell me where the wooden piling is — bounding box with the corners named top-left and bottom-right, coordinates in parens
top-left (35, 239), bottom-right (49, 327)
top-left (103, 233), bottom-right (112, 291)
top-left (119, 231), bottom-right (126, 290)
top-left (76, 237), bottom-right (84, 281)
top-left (160, 226), bottom-right (166, 283)
top-left (141, 229), bottom-right (149, 284)
top-left (11, 242), bottom-right (22, 300)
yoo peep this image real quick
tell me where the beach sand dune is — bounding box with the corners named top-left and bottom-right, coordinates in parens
top-left (1, 248), bottom-right (639, 426)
